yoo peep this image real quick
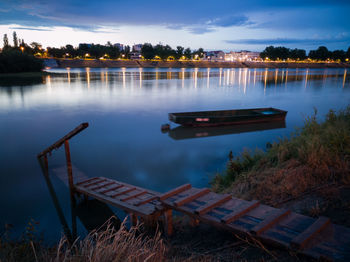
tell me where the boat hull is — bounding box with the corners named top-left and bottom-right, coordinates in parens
top-left (168, 108), bottom-right (287, 127)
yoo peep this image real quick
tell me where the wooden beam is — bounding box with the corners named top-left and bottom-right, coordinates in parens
top-left (37, 122), bottom-right (89, 158)
top-left (100, 184), bottom-right (124, 194)
top-left (130, 213), bottom-right (138, 227)
top-left (111, 187), bottom-right (136, 198)
top-left (121, 191), bottom-right (147, 202)
top-left (64, 140), bottom-right (74, 200)
top-left (134, 196), bottom-right (158, 206)
top-left (195, 194), bottom-right (232, 215)
top-left (251, 209), bottom-right (291, 235)
top-left (164, 209), bottom-right (173, 236)
top-left (174, 188), bottom-right (211, 207)
top-left (90, 181), bottom-right (115, 191)
top-left (291, 216), bottom-right (331, 249)
top-left (159, 184), bottom-right (192, 201)
top-left (221, 200), bottom-right (260, 224)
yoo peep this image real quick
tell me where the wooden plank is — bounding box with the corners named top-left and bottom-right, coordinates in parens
top-left (37, 122), bottom-right (89, 158)
top-left (195, 194), bottom-right (232, 215)
top-left (291, 216), bottom-right (331, 249)
top-left (159, 184), bottom-right (192, 200)
top-left (111, 187), bottom-right (136, 198)
top-left (251, 209), bottom-right (291, 235)
top-left (174, 188), bottom-right (211, 207)
top-left (75, 185), bottom-right (160, 216)
top-left (100, 184), bottom-right (124, 194)
top-left (75, 177), bottom-right (99, 186)
top-left (134, 196), bottom-right (158, 206)
top-left (221, 200), bottom-right (260, 224)
top-left (90, 181), bottom-right (115, 191)
top-left (83, 179), bottom-right (106, 188)
top-left (120, 191), bottom-right (147, 202)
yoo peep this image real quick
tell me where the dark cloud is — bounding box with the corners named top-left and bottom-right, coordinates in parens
top-left (207, 15), bottom-right (251, 27)
top-left (0, 0), bottom-right (349, 46)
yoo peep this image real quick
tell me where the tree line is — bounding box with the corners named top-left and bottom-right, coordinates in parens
top-left (260, 46), bottom-right (350, 62)
top-left (1, 32), bottom-right (43, 73)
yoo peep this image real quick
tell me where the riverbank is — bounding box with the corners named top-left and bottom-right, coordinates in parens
top-left (212, 106), bottom-right (350, 227)
top-left (49, 58), bottom-right (350, 69)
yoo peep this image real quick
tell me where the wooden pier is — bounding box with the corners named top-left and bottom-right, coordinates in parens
top-left (38, 123), bottom-right (350, 262)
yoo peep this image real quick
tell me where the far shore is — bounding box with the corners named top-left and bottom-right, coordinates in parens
top-left (49, 58), bottom-right (350, 69)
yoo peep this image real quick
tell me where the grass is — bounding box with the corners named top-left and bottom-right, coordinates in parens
top-left (0, 218), bottom-right (165, 262)
top-left (211, 106), bottom-right (350, 206)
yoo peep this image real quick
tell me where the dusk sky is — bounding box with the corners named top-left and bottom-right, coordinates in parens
top-left (0, 0), bottom-right (349, 51)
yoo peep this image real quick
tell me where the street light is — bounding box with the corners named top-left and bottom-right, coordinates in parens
top-left (20, 46), bottom-right (24, 52)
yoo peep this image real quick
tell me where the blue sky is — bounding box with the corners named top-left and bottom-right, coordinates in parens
top-left (0, 0), bottom-right (349, 51)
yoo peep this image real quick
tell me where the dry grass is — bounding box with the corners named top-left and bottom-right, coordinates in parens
top-left (1, 218), bottom-right (166, 262)
top-left (212, 106), bottom-right (350, 207)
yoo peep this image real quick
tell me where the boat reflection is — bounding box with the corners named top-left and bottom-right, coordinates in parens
top-left (168, 120), bottom-right (286, 140)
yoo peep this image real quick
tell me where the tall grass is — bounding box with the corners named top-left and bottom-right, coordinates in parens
top-left (211, 106), bottom-right (350, 203)
top-left (1, 219), bottom-right (165, 262)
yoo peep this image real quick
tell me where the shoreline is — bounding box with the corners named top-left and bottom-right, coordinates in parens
top-left (48, 58), bottom-right (350, 69)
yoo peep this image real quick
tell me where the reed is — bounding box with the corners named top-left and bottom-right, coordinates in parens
top-left (212, 106), bottom-right (350, 204)
top-left (1, 219), bottom-right (166, 262)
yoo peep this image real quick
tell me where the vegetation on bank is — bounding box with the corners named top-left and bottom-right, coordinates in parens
top-left (260, 45), bottom-right (350, 62)
top-left (212, 107), bottom-right (350, 208)
top-left (3, 31), bottom-right (350, 62)
top-left (0, 219), bottom-right (165, 262)
top-left (0, 50), bottom-right (43, 73)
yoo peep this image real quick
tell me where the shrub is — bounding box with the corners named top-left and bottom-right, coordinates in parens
top-left (0, 50), bottom-right (43, 73)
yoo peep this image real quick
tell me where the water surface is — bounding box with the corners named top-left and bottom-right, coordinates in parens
top-left (1, 67), bottom-right (349, 241)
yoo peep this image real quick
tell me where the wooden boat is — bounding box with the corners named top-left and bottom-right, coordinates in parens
top-left (168, 107), bottom-right (287, 127)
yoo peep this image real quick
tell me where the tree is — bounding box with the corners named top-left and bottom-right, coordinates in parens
top-left (13, 31), bottom-right (18, 48)
top-left (345, 47), bottom-right (350, 62)
top-left (141, 43), bottom-right (155, 59)
top-left (184, 48), bottom-right (191, 59)
top-left (30, 42), bottom-right (42, 55)
top-left (3, 34), bottom-right (9, 48)
top-left (308, 46), bottom-right (330, 61)
top-left (175, 46), bottom-right (184, 59)
top-left (331, 50), bottom-right (346, 62)
top-left (290, 48), bottom-right (306, 60)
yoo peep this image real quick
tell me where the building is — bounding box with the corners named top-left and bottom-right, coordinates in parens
top-left (225, 51), bottom-right (261, 62)
top-left (78, 43), bottom-right (93, 49)
top-left (114, 43), bottom-right (124, 51)
top-left (204, 51), bottom-right (225, 61)
top-left (132, 44), bottom-right (143, 52)
top-left (130, 52), bottom-right (142, 60)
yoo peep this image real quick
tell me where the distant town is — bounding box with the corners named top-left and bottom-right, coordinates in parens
top-left (1, 31), bottom-right (350, 63)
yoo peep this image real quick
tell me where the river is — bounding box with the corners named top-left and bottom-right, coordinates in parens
top-left (0, 67), bottom-right (349, 241)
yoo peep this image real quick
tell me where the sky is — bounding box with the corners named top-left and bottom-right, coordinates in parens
top-left (0, 0), bottom-right (349, 52)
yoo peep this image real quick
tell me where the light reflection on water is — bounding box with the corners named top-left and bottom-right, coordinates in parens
top-left (0, 67), bottom-right (349, 241)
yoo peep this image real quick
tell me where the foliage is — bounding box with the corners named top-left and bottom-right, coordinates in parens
top-left (0, 50), bottom-right (43, 73)
top-left (141, 43), bottom-right (155, 59)
top-left (0, 219), bottom-right (166, 262)
top-left (260, 45), bottom-right (350, 62)
top-left (212, 106), bottom-right (350, 202)
top-left (308, 46), bottom-right (330, 61)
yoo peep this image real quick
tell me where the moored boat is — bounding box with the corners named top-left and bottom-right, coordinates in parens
top-left (168, 107), bottom-right (287, 127)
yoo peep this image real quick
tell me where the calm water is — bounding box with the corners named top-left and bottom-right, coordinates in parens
top-left (1, 67), bottom-right (349, 241)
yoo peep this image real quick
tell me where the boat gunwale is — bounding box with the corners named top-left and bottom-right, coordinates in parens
top-left (169, 107), bottom-right (287, 119)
